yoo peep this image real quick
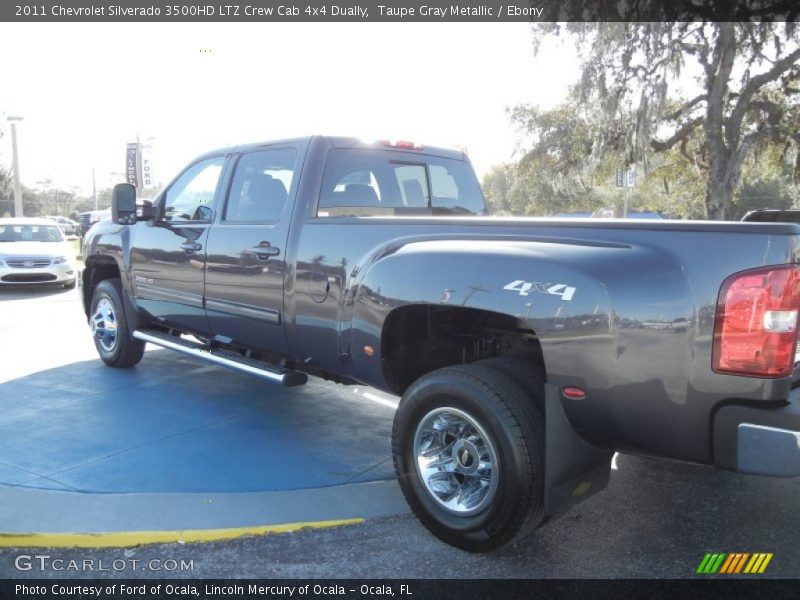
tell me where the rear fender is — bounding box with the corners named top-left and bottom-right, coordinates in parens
top-left (346, 237), bottom-right (616, 391)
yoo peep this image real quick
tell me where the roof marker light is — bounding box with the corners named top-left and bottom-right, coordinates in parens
top-left (379, 140), bottom-right (423, 150)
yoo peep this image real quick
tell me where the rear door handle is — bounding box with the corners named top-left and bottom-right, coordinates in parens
top-left (181, 241), bottom-right (203, 254)
top-left (252, 242), bottom-right (280, 260)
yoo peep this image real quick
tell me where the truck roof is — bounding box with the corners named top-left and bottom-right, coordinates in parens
top-left (202, 135), bottom-right (468, 161)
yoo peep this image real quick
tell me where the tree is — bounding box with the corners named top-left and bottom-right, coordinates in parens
top-left (536, 20), bottom-right (800, 219)
top-left (0, 167), bottom-right (13, 217)
top-left (496, 85), bottom-right (800, 219)
top-left (496, 94), bottom-right (637, 216)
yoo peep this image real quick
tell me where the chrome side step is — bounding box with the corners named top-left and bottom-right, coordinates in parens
top-left (132, 329), bottom-right (307, 387)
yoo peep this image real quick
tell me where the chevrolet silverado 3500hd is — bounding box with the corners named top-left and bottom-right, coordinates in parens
top-left (81, 136), bottom-right (800, 551)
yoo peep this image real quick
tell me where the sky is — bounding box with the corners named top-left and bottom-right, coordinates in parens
top-left (0, 23), bottom-right (579, 196)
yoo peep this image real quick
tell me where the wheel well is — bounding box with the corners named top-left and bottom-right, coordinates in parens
top-left (82, 257), bottom-right (121, 316)
top-left (381, 304), bottom-right (545, 395)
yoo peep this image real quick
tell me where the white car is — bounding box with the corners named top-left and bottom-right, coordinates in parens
top-left (0, 218), bottom-right (77, 288)
top-left (44, 215), bottom-right (79, 236)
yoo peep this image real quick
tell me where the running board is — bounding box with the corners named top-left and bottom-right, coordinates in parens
top-left (132, 329), bottom-right (307, 387)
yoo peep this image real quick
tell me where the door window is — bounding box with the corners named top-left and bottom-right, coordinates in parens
top-left (162, 157), bottom-right (225, 223)
top-left (224, 148), bottom-right (297, 223)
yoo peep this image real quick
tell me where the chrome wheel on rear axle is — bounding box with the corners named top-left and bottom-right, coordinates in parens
top-left (413, 407), bottom-right (499, 516)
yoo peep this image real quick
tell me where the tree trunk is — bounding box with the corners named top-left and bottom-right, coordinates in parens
top-left (705, 173), bottom-right (729, 220)
top-left (705, 150), bottom-right (744, 221)
top-left (703, 23), bottom-right (737, 221)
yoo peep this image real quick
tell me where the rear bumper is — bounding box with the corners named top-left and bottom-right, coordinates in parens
top-left (714, 387), bottom-right (800, 477)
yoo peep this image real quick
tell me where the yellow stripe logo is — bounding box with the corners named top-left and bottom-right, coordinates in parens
top-left (697, 552), bottom-right (773, 574)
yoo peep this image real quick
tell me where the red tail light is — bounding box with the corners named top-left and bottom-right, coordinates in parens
top-left (379, 140), bottom-right (423, 150)
top-left (713, 265), bottom-right (800, 378)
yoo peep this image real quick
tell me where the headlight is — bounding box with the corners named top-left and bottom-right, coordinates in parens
top-left (53, 256), bottom-right (68, 264)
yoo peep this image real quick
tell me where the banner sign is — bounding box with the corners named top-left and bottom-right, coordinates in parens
top-left (125, 143), bottom-right (139, 187)
top-left (140, 144), bottom-right (155, 189)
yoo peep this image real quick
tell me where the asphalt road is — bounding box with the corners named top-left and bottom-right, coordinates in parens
top-left (2, 450), bottom-right (799, 578)
top-left (0, 285), bottom-right (799, 579)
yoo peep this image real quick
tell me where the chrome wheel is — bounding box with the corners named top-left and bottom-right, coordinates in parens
top-left (413, 407), bottom-right (499, 516)
top-left (91, 297), bottom-right (118, 352)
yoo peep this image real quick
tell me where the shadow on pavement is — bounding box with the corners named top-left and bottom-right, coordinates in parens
top-left (0, 351), bottom-right (395, 494)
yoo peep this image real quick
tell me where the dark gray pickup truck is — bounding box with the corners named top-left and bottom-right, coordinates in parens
top-left (81, 136), bottom-right (800, 551)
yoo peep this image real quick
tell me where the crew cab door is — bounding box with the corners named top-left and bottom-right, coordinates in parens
top-left (203, 145), bottom-right (300, 355)
top-left (130, 155), bottom-right (225, 335)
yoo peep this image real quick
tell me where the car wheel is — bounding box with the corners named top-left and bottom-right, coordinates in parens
top-left (392, 363), bottom-right (545, 552)
top-left (90, 278), bottom-right (144, 368)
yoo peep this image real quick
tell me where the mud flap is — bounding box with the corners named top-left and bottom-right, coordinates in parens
top-left (544, 383), bottom-right (613, 517)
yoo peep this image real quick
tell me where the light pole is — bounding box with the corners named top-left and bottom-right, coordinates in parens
top-left (7, 116), bottom-right (24, 217)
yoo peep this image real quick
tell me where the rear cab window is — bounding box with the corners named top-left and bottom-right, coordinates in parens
top-left (317, 149), bottom-right (486, 217)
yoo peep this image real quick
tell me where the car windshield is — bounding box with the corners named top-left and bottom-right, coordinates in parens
top-left (0, 224), bottom-right (65, 242)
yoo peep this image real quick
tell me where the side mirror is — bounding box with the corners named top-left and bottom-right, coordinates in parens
top-left (111, 183), bottom-right (137, 225)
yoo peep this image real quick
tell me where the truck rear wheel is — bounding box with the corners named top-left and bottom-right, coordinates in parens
top-left (90, 279), bottom-right (145, 368)
top-left (392, 363), bottom-right (545, 552)
top-left (477, 356), bottom-right (545, 411)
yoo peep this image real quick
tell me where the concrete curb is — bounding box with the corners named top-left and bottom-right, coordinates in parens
top-left (0, 480), bottom-right (409, 547)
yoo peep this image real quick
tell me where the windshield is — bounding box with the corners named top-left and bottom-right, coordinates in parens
top-left (0, 224), bottom-right (65, 242)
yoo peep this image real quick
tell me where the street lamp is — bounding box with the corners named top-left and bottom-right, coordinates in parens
top-left (7, 116), bottom-right (23, 217)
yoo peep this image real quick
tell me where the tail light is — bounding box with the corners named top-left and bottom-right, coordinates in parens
top-left (379, 140), bottom-right (423, 150)
top-left (713, 265), bottom-right (800, 378)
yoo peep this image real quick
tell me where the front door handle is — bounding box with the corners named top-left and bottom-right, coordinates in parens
top-left (252, 242), bottom-right (280, 260)
top-left (181, 241), bottom-right (203, 254)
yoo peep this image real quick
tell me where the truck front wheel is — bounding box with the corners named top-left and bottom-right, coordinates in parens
top-left (89, 279), bottom-right (145, 368)
top-left (392, 364), bottom-right (545, 552)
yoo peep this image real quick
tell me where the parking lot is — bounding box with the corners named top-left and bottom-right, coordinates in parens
top-left (0, 285), bottom-right (799, 578)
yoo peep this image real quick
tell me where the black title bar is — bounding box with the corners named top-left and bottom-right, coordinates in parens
top-left (2, 0), bottom-right (799, 22)
top-left (5, 579), bottom-right (800, 600)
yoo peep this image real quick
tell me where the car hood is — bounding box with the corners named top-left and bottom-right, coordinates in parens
top-left (0, 241), bottom-right (71, 257)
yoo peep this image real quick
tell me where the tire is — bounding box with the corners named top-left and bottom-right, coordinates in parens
top-left (478, 357), bottom-right (545, 411)
top-left (392, 363), bottom-right (545, 552)
top-left (89, 278), bottom-right (145, 368)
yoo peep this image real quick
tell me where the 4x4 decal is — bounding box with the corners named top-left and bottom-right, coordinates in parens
top-left (503, 279), bottom-right (576, 301)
